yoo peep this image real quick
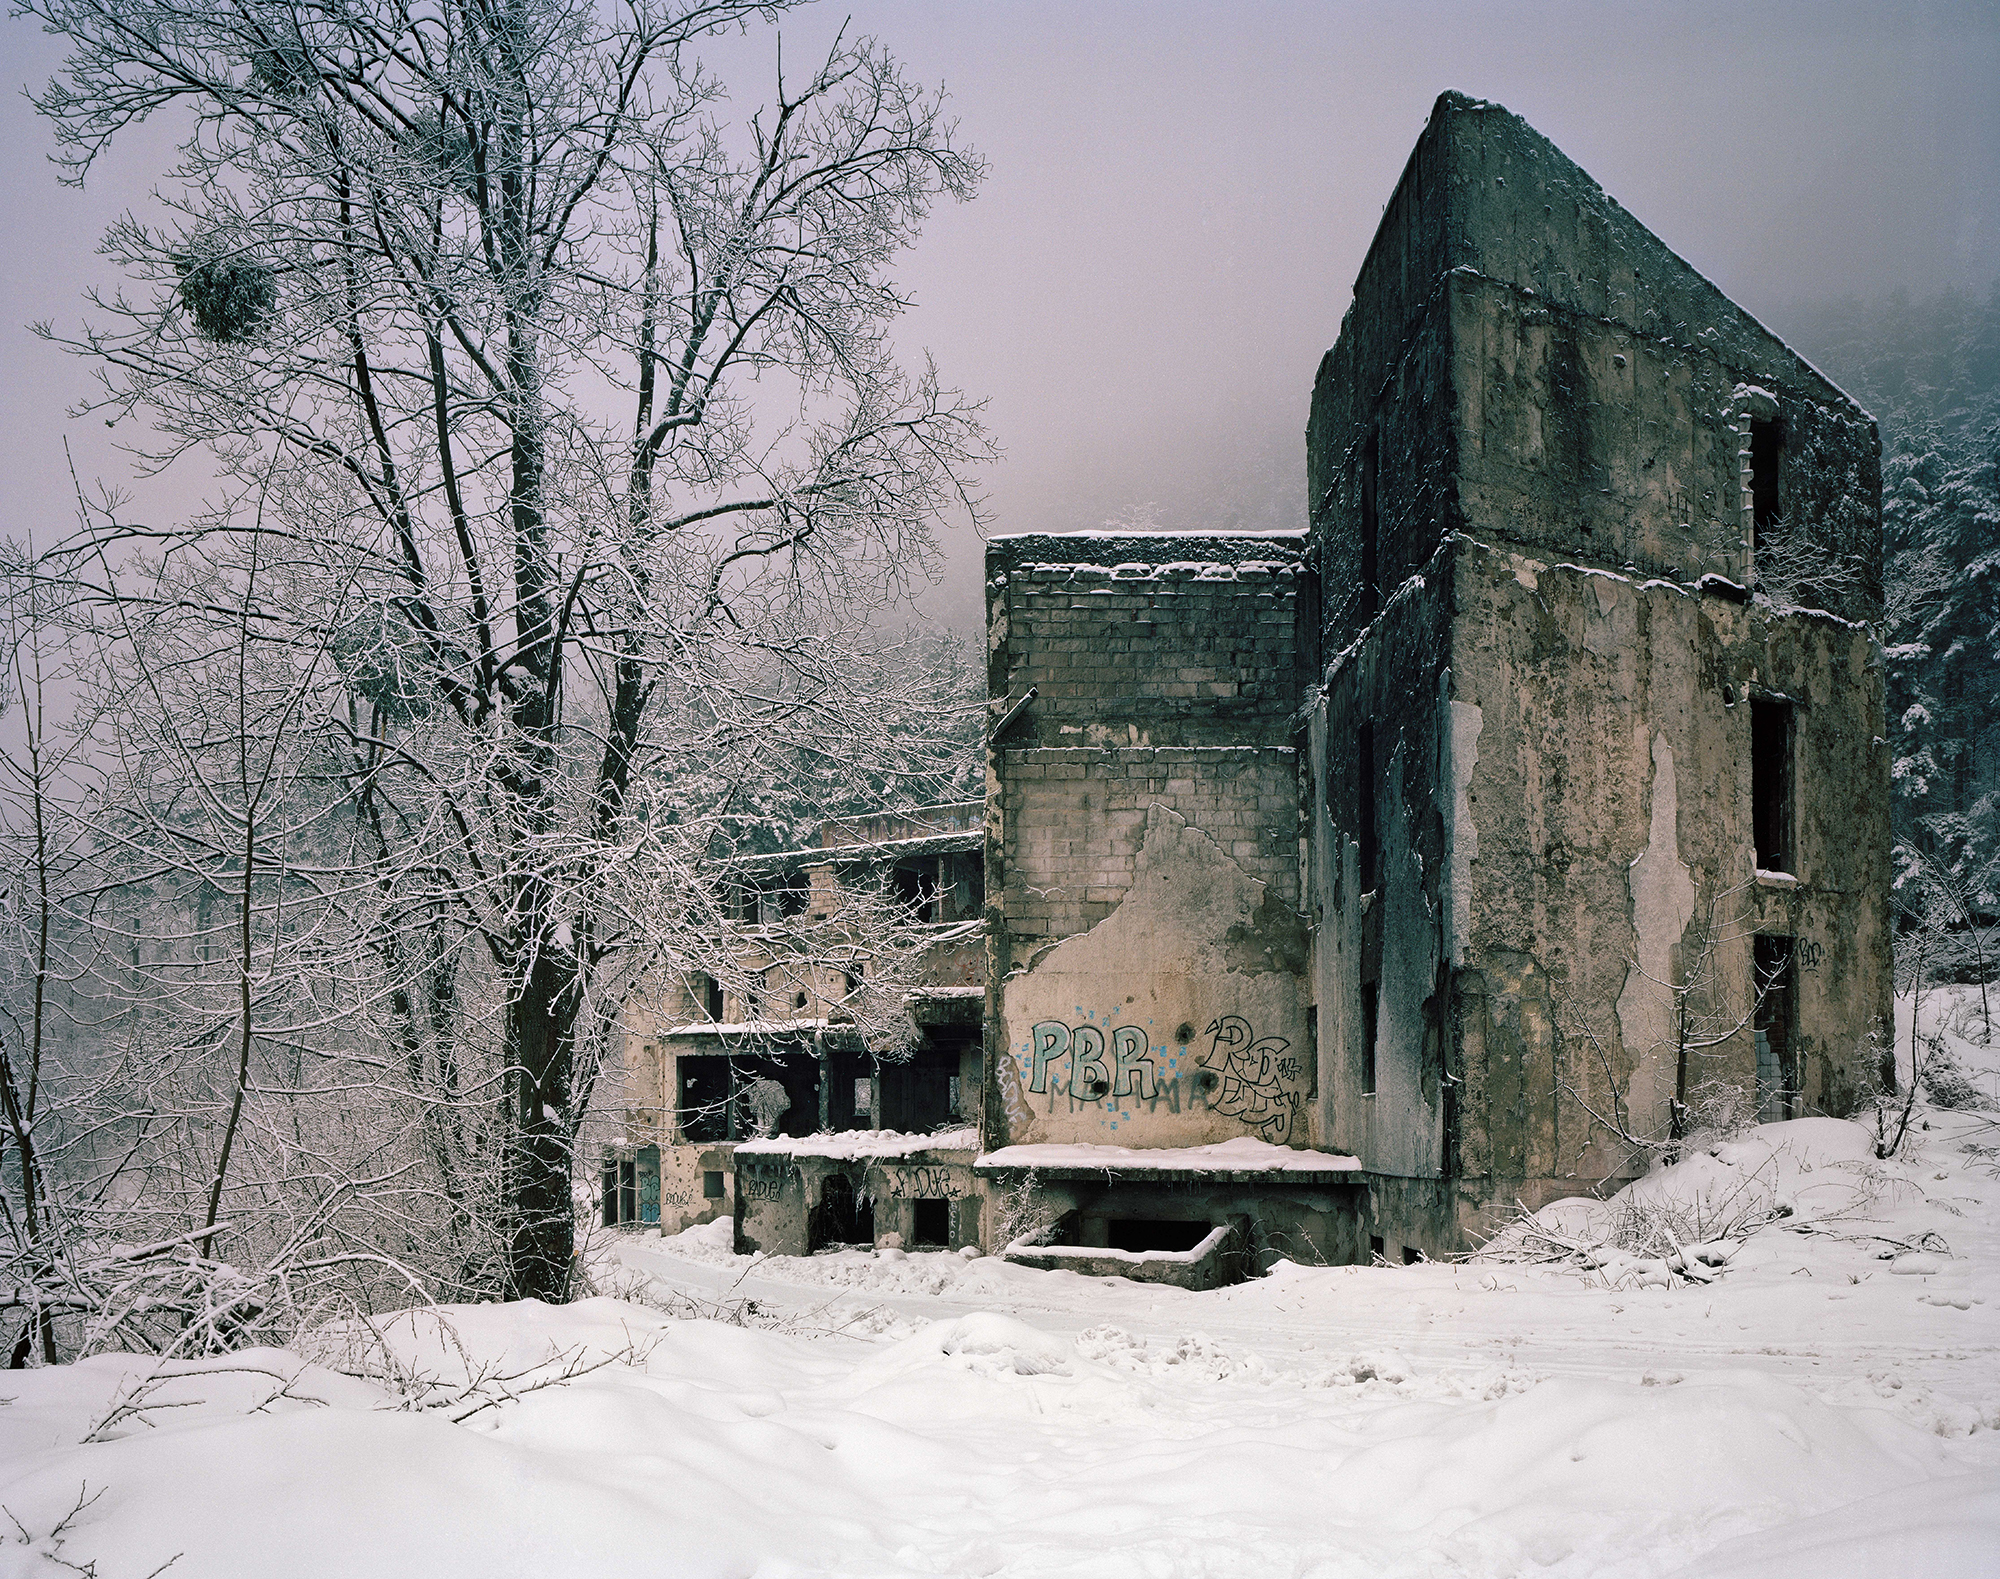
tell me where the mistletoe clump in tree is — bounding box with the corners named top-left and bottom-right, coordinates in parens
top-left (26, 0), bottom-right (990, 1305)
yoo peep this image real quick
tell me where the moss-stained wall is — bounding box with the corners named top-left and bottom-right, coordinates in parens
top-left (1445, 548), bottom-right (1889, 1224)
top-left (1304, 91), bottom-right (1891, 1255)
top-left (985, 535), bottom-right (1309, 1154)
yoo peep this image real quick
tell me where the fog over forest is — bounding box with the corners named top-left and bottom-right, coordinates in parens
top-left (3, 2), bottom-right (1995, 634)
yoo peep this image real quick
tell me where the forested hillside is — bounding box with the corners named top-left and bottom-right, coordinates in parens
top-left (1785, 285), bottom-right (2000, 937)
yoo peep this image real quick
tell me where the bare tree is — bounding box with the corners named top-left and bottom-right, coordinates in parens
top-left (1558, 877), bottom-right (1769, 1170)
top-left (24, 0), bottom-right (989, 1303)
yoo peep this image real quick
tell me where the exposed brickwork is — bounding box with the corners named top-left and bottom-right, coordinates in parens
top-left (997, 746), bottom-right (1299, 945)
top-left (989, 537), bottom-right (1301, 751)
top-left (987, 535), bottom-right (1305, 961)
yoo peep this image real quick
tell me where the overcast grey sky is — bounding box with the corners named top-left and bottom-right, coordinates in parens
top-left (3, 1), bottom-right (1997, 634)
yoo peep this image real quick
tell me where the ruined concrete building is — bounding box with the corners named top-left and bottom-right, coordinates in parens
top-left (615, 92), bottom-right (1891, 1279)
top-left (980, 91), bottom-right (1889, 1267)
top-left (606, 803), bottom-right (983, 1241)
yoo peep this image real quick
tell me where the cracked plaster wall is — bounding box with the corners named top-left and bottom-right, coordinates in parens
top-left (984, 535), bottom-right (1311, 1155)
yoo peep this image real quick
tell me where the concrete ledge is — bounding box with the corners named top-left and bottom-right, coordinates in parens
top-left (1000, 1223), bottom-right (1247, 1290)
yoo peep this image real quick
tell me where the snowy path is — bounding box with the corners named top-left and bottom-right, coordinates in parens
top-left (0, 1002), bottom-right (1995, 1577)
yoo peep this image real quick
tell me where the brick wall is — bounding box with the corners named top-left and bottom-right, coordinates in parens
top-left (987, 535), bottom-right (1304, 958)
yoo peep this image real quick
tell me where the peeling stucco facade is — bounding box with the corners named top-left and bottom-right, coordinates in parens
top-left (984, 91), bottom-right (1892, 1267)
top-left (1305, 93), bottom-right (1893, 1254)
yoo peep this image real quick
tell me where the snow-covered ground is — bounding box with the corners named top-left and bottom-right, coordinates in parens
top-left (1, 990), bottom-right (1995, 1577)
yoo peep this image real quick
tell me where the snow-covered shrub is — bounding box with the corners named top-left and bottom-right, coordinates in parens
top-left (1920, 1044), bottom-right (1989, 1109)
top-left (990, 1167), bottom-right (1060, 1252)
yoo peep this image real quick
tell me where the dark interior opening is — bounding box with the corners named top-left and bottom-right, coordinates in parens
top-left (911, 1197), bottom-right (950, 1247)
top-left (893, 859), bottom-right (939, 919)
top-left (1754, 935), bottom-right (1798, 1121)
top-left (876, 1037), bottom-right (969, 1132)
top-left (1108, 1219), bottom-right (1211, 1254)
top-left (601, 1162), bottom-right (619, 1227)
top-left (1401, 1245), bottom-right (1421, 1265)
top-left (1297, 563), bottom-right (1323, 684)
top-left (1360, 430), bottom-right (1380, 617)
top-left (763, 877), bottom-right (808, 921)
top-left (678, 1055), bottom-right (731, 1143)
top-left (699, 973), bottom-right (724, 1021)
top-left (1750, 418), bottom-right (1784, 542)
top-left (702, 1170), bottom-right (725, 1200)
top-left (1357, 721), bottom-right (1378, 892)
top-left (809, 1169), bottom-right (874, 1251)
top-left (1751, 699), bottom-right (1794, 872)
top-left (1361, 981), bottom-right (1379, 1095)
top-left (1369, 1234), bottom-right (1385, 1261)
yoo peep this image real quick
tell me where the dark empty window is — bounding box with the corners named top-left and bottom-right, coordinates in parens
top-left (1357, 722), bottom-right (1379, 893)
top-left (1109, 1219), bottom-right (1210, 1254)
top-left (602, 1159), bottom-right (637, 1225)
top-left (1360, 431), bottom-right (1380, 617)
top-left (761, 878), bottom-right (807, 923)
top-left (1751, 699), bottom-right (1794, 872)
top-left (912, 1197), bottom-right (950, 1247)
top-left (809, 1170), bottom-right (873, 1251)
top-left (696, 973), bottom-right (724, 1021)
top-left (892, 861), bottom-right (938, 920)
top-left (1754, 936), bottom-right (1797, 1121)
top-left (937, 851), bottom-right (984, 922)
top-left (1298, 562), bottom-right (1323, 684)
top-left (679, 1056), bottom-right (732, 1143)
top-left (1369, 1234), bottom-right (1385, 1261)
top-left (1361, 981), bottom-right (1379, 1095)
top-left (1750, 418), bottom-right (1784, 543)
top-left (1402, 1245), bottom-right (1422, 1266)
top-left (702, 1170), bottom-right (725, 1200)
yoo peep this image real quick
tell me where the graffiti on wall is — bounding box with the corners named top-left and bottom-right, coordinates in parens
top-left (1201, 1014), bottom-right (1302, 1143)
top-left (1015, 1011), bottom-right (1306, 1142)
top-left (879, 1164), bottom-right (971, 1199)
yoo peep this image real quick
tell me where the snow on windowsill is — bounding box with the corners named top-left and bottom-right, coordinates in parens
top-left (659, 1017), bottom-right (829, 1038)
top-left (1754, 869), bottom-right (1801, 890)
top-left (976, 1137), bottom-right (1362, 1173)
top-left (734, 1126), bottom-right (979, 1160)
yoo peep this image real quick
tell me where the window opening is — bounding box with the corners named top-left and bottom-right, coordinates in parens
top-left (808, 1170), bottom-right (874, 1251)
top-left (1401, 1245), bottom-right (1421, 1266)
top-left (678, 1056), bottom-right (731, 1144)
top-left (1750, 418), bottom-right (1783, 544)
top-left (1298, 562), bottom-right (1323, 683)
top-left (892, 861), bottom-right (938, 920)
top-left (1357, 722), bottom-right (1379, 893)
top-left (1361, 981), bottom-right (1380, 1095)
top-left (1754, 936), bottom-right (1798, 1122)
top-left (1369, 1234), bottom-right (1385, 1261)
top-left (1108, 1220), bottom-right (1210, 1254)
top-left (600, 1161), bottom-right (620, 1227)
top-left (617, 1159), bottom-right (637, 1224)
top-left (702, 1170), bottom-right (725, 1200)
top-left (912, 1198), bottom-right (950, 1248)
top-left (1360, 430), bottom-right (1380, 617)
top-left (1751, 699), bottom-right (1794, 872)
top-left (698, 973), bottom-right (724, 1021)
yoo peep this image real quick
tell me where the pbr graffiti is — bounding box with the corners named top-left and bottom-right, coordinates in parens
top-left (1029, 1022), bottom-right (1158, 1100)
top-left (1023, 1013), bottom-right (1302, 1142)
